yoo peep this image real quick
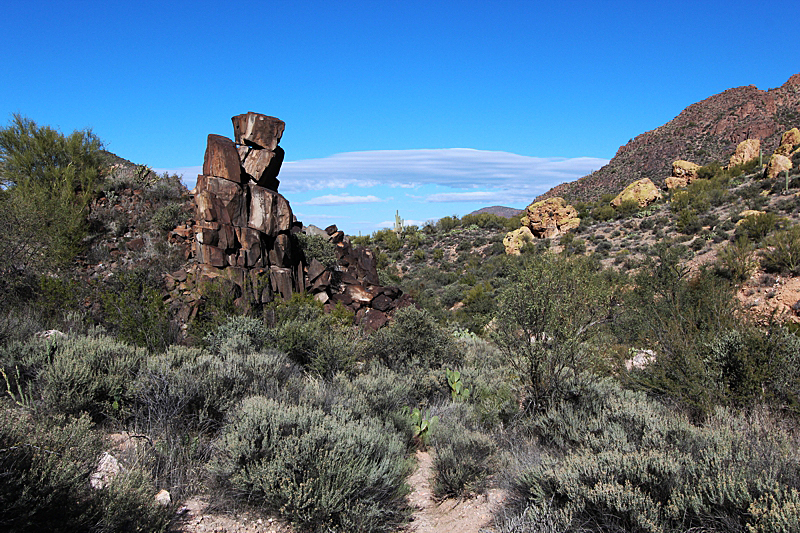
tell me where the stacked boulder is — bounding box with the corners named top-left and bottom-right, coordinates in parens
top-left (503, 197), bottom-right (580, 255)
top-left (665, 160), bottom-right (700, 189)
top-left (305, 225), bottom-right (412, 330)
top-left (192, 113), bottom-right (304, 304)
top-left (187, 112), bottom-right (411, 329)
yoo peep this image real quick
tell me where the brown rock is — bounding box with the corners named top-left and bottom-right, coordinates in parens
top-left (203, 134), bottom-right (243, 183)
top-left (248, 185), bottom-right (292, 236)
top-left (307, 259), bottom-right (326, 283)
top-left (269, 266), bottom-right (293, 301)
top-left (231, 112), bottom-right (285, 150)
top-left (728, 139), bottom-right (761, 168)
top-left (311, 270), bottom-right (333, 291)
top-left (195, 176), bottom-right (247, 227)
top-left (361, 308), bottom-right (388, 331)
top-left (240, 146), bottom-right (284, 192)
top-left (325, 224), bottom-right (338, 235)
top-left (127, 237), bottom-right (145, 251)
top-left (269, 233), bottom-right (292, 267)
top-left (346, 284), bottom-right (373, 304)
top-left (371, 293), bottom-right (392, 312)
top-left (611, 178), bottom-right (662, 208)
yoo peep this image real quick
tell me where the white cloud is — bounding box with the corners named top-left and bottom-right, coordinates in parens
top-left (158, 148), bottom-right (608, 200)
top-left (302, 194), bottom-right (384, 206)
top-left (278, 149), bottom-right (608, 195)
top-left (425, 190), bottom-right (507, 203)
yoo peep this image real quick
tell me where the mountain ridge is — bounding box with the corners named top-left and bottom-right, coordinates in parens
top-left (535, 73), bottom-right (800, 204)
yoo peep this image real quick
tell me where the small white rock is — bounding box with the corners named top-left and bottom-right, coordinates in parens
top-left (155, 489), bottom-right (171, 506)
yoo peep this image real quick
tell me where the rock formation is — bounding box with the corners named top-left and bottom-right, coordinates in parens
top-left (303, 225), bottom-right (413, 330)
top-left (192, 113), bottom-right (303, 305)
top-left (665, 160), bottom-right (700, 189)
top-left (518, 197), bottom-right (580, 239)
top-left (610, 178), bottom-right (662, 208)
top-left (186, 113), bottom-right (409, 329)
top-left (728, 138), bottom-right (761, 168)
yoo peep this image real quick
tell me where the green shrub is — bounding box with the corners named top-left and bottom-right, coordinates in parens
top-left (509, 405), bottom-right (800, 533)
top-left (267, 296), bottom-right (362, 376)
top-left (368, 306), bottom-right (458, 371)
top-left (430, 413), bottom-right (495, 498)
top-left (295, 232), bottom-right (338, 267)
top-left (101, 268), bottom-right (174, 353)
top-left (591, 205), bottom-right (615, 221)
top-left (212, 396), bottom-right (411, 532)
top-left (736, 212), bottom-right (781, 242)
top-left (676, 208), bottom-right (701, 234)
top-left (204, 315), bottom-right (272, 356)
top-left (149, 202), bottom-right (185, 232)
top-left (493, 255), bottom-right (617, 412)
top-left (2, 335), bottom-right (145, 419)
top-left (0, 409), bottom-right (170, 533)
top-left (762, 225), bottom-right (800, 275)
top-left (616, 198), bottom-right (640, 217)
top-left (134, 345), bottom-right (300, 431)
top-left (715, 236), bottom-right (756, 282)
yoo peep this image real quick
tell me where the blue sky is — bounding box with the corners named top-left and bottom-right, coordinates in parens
top-left (2, 0), bottom-right (798, 234)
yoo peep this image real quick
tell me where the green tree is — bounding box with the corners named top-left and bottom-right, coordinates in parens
top-left (0, 115), bottom-right (104, 308)
top-left (493, 254), bottom-right (617, 412)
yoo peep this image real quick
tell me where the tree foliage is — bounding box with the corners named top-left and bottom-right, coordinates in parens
top-left (493, 254), bottom-right (618, 412)
top-left (0, 115), bottom-right (104, 312)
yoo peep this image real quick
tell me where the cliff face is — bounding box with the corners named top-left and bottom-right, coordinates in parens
top-left (538, 73), bottom-right (800, 203)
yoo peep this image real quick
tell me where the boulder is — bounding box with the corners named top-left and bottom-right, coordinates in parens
top-left (231, 112), bottom-right (285, 150)
top-left (360, 308), bottom-right (389, 331)
top-left (775, 128), bottom-right (800, 156)
top-left (203, 134), bottom-right (243, 183)
top-left (766, 154), bottom-right (792, 180)
top-left (728, 139), bottom-right (761, 168)
top-left (240, 145), bottom-right (284, 191)
top-left (666, 160), bottom-right (700, 189)
top-left (610, 178), bottom-right (662, 208)
top-left (90, 452), bottom-right (121, 490)
top-left (520, 197), bottom-right (580, 239)
top-left (194, 175), bottom-right (247, 226)
top-left (503, 226), bottom-right (534, 255)
top-left (248, 185), bottom-right (293, 236)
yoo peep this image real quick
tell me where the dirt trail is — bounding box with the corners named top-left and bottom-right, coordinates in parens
top-left (404, 450), bottom-right (506, 533)
top-left (172, 450), bottom-right (505, 533)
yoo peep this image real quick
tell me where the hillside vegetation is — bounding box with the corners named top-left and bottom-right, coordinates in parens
top-left (2, 107), bottom-right (800, 533)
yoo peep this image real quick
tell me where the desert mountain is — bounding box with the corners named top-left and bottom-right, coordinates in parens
top-left (538, 73), bottom-right (800, 203)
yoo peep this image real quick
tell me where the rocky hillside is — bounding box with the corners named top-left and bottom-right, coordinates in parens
top-left (538, 73), bottom-right (800, 203)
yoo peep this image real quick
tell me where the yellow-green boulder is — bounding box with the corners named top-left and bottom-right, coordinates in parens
top-left (503, 226), bottom-right (534, 255)
top-left (611, 178), bottom-right (662, 208)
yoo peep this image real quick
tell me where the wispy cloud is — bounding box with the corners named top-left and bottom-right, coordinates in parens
top-left (279, 149), bottom-right (607, 197)
top-left (159, 148), bottom-right (608, 200)
top-left (425, 190), bottom-right (507, 203)
top-left (302, 194), bottom-right (384, 206)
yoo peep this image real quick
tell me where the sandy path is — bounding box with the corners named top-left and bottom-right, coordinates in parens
top-left (404, 450), bottom-right (506, 533)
